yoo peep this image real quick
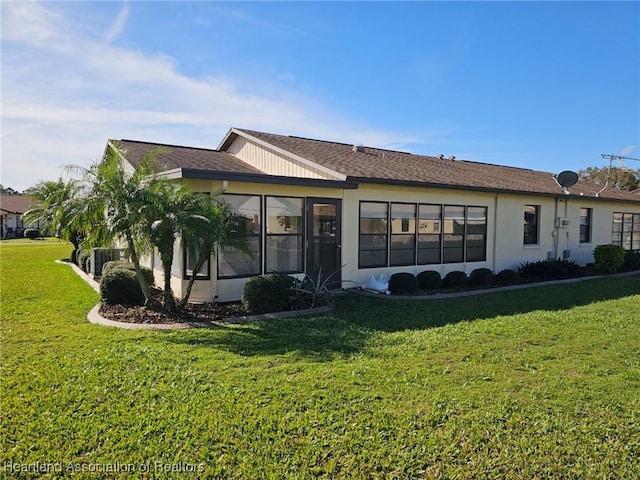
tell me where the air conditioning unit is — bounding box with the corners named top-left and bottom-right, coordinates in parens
top-left (90, 247), bottom-right (122, 278)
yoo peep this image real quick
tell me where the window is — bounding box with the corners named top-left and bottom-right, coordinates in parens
top-left (266, 196), bottom-right (304, 273)
top-left (443, 205), bottom-right (465, 263)
top-left (359, 201), bottom-right (488, 268)
top-left (184, 192), bottom-right (211, 280)
top-left (613, 212), bottom-right (640, 251)
top-left (359, 202), bottom-right (388, 268)
top-left (218, 194), bottom-right (261, 278)
top-left (184, 245), bottom-right (210, 280)
top-left (418, 204), bottom-right (441, 264)
top-left (466, 206), bottom-right (487, 262)
top-left (390, 203), bottom-right (416, 266)
top-left (524, 205), bottom-right (540, 245)
top-left (579, 208), bottom-right (592, 243)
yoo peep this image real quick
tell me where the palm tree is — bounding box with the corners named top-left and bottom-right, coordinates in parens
top-left (22, 178), bottom-right (85, 262)
top-left (178, 198), bottom-right (252, 308)
top-left (143, 181), bottom-right (213, 313)
top-left (68, 143), bottom-right (163, 309)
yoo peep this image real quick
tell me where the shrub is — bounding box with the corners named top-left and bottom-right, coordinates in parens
top-left (23, 228), bottom-right (40, 239)
top-left (468, 268), bottom-right (494, 287)
top-left (100, 268), bottom-right (145, 305)
top-left (518, 259), bottom-right (582, 281)
top-left (242, 274), bottom-right (294, 314)
top-left (102, 261), bottom-right (154, 285)
top-left (494, 269), bottom-right (519, 286)
top-left (290, 268), bottom-right (341, 309)
top-left (91, 248), bottom-right (120, 276)
top-left (75, 249), bottom-right (84, 267)
top-left (593, 245), bottom-right (625, 273)
top-left (77, 250), bottom-right (91, 273)
top-left (442, 271), bottom-right (468, 288)
top-left (417, 270), bottom-right (441, 290)
top-left (623, 250), bottom-right (640, 270)
top-left (388, 272), bottom-right (419, 295)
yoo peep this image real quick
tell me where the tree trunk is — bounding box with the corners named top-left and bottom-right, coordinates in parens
top-left (178, 249), bottom-right (210, 308)
top-left (163, 259), bottom-right (177, 313)
top-left (125, 231), bottom-right (160, 310)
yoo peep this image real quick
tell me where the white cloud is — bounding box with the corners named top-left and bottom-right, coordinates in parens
top-left (0, 1), bottom-right (429, 190)
top-left (103, 2), bottom-right (129, 44)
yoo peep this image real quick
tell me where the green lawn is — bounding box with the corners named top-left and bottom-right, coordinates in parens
top-left (1, 242), bottom-right (639, 479)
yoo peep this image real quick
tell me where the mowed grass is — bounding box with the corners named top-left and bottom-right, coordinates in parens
top-left (1, 242), bottom-right (639, 479)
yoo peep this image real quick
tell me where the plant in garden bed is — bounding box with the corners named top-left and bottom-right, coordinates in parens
top-left (518, 259), bottom-right (582, 282)
top-left (593, 244), bottom-right (625, 273)
top-left (289, 267), bottom-right (347, 308)
top-left (388, 272), bottom-right (419, 295)
top-left (417, 270), bottom-right (442, 290)
top-left (442, 270), bottom-right (468, 289)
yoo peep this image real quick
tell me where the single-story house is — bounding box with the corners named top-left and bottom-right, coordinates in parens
top-left (106, 128), bottom-right (640, 303)
top-left (0, 194), bottom-right (37, 238)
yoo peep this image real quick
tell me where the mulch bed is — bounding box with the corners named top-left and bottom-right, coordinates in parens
top-left (99, 302), bottom-right (249, 325)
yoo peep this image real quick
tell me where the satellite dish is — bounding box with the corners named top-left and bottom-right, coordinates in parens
top-left (556, 170), bottom-right (578, 188)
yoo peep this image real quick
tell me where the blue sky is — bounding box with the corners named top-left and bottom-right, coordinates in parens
top-left (2, 1), bottom-right (639, 191)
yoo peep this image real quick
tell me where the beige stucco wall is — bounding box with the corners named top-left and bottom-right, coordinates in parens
top-left (174, 177), bottom-right (640, 303)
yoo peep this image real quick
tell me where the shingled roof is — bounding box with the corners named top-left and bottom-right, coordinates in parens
top-left (113, 140), bottom-right (262, 175)
top-left (0, 195), bottom-right (34, 215)
top-left (231, 129), bottom-right (639, 202)
top-left (111, 131), bottom-right (639, 203)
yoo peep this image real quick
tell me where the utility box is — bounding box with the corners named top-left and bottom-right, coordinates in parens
top-left (91, 248), bottom-right (121, 278)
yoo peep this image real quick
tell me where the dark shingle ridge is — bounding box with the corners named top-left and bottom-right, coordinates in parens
top-left (287, 134), bottom-right (414, 156)
top-left (286, 132), bottom-right (536, 172)
top-left (118, 139), bottom-right (220, 153)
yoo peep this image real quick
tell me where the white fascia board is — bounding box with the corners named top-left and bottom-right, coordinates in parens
top-left (106, 140), bottom-right (133, 170)
top-left (224, 128), bottom-right (347, 182)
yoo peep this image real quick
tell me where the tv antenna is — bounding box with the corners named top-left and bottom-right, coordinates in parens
top-left (601, 145), bottom-right (639, 171)
top-left (596, 145), bottom-right (640, 197)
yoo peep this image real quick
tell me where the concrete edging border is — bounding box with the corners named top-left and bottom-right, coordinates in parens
top-left (349, 270), bottom-right (640, 301)
top-left (58, 259), bottom-right (333, 330)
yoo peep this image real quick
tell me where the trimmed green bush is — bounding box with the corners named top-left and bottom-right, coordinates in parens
top-left (389, 272), bottom-right (419, 295)
top-left (100, 268), bottom-right (145, 305)
top-left (468, 268), bottom-right (494, 287)
top-left (77, 250), bottom-right (91, 273)
top-left (593, 245), bottom-right (625, 273)
top-left (442, 271), bottom-right (468, 288)
top-left (519, 259), bottom-right (582, 281)
top-left (23, 228), bottom-right (40, 239)
top-left (242, 274), bottom-right (294, 314)
top-left (623, 250), bottom-right (640, 270)
top-left (101, 261), bottom-right (154, 285)
top-left (494, 269), bottom-right (519, 286)
top-left (417, 270), bottom-right (442, 290)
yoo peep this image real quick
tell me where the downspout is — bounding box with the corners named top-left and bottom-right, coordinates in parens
top-left (492, 193), bottom-right (499, 273)
top-left (563, 198), bottom-right (570, 257)
top-left (552, 197), bottom-right (559, 259)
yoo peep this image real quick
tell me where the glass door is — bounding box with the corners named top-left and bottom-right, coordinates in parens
top-left (306, 198), bottom-right (342, 288)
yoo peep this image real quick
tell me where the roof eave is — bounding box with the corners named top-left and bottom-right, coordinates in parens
top-left (350, 177), bottom-right (640, 203)
top-left (178, 168), bottom-right (359, 189)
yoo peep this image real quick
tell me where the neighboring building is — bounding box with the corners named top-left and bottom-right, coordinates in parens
top-left (0, 194), bottom-right (37, 238)
top-left (106, 128), bottom-right (640, 302)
